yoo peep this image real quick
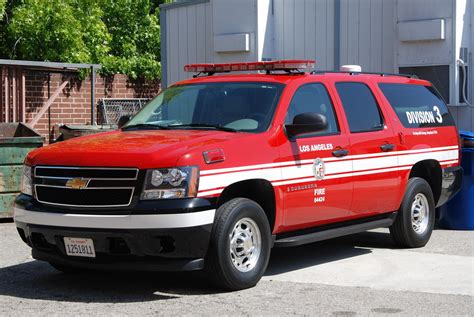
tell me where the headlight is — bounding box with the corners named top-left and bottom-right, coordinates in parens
top-left (141, 166), bottom-right (199, 200)
top-left (21, 165), bottom-right (33, 196)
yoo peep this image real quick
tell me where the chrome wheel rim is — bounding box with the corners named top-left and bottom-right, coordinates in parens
top-left (229, 218), bottom-right (262, 273)
top-left (411, 193), bottom-right (430, 234)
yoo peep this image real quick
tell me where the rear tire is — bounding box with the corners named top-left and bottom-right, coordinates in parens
top-left (206, 198), bottom-right (272, 291)
top-left (390, 177), bottom-right (435, 248)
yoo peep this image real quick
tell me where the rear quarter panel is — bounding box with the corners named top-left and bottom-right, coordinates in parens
top-left (371, 78), bottom-right (460, 208)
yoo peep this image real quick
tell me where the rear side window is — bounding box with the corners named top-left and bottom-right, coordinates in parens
top-left (378, 83), bottom-right (455, 128)
top-left (336, 82), bottom-right (384, 133)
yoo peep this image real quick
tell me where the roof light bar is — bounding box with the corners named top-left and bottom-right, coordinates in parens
top-left (184, 60), bottom-right (315, 73)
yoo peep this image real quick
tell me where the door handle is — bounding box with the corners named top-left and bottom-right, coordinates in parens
top-left (380, 143), bottom-right (395, 152)
top-left (332, 149), bottom-right (349, 157)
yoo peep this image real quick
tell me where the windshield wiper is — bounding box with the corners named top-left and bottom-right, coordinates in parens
top-left (121, 123), bottom-right (171, 131)
top-left (168, 123), bottom-right (238, 132)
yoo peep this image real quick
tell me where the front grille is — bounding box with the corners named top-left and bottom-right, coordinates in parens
top-left (34, 166), bottom-right (138, 208)
top-left (35, 167), bottom-right (138, 179)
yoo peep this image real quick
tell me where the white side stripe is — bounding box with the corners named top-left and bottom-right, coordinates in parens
top-left (14, 207), bottom-right (216, 229)
top-left (346, 145), bottom-right (458, 160)
top-left (199, 168), bottom-right (282, 192)
top-left (200, 162), bottom-right (285, 176)
top-left (352, 155), bottom-right (398, 172)
top-left (399, 150), bottom-right (459, 166)
top-left (197, 189), bottom-right (225, 197)
top-left (441, 160), bottom-right (460, 165)
top-left (273, 166), bottom-right (414, 187)
top-left (198, 146), bottom-right (459, 195)
top-left (199, 145), bottom-right (459, 176)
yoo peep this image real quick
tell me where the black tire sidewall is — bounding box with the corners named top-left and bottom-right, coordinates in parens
top-left (211, 198), bottom-right (272, 290)
top-left (399, 177), bottom-right (435, 247)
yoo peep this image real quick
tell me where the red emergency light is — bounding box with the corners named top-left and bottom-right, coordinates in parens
top-left (184, 60), bottom-right (315, 73)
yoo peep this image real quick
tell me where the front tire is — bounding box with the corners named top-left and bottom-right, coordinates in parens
top-left (390, 177), bottom-right (435, 248)
top-left (206, 198), bottom-right (272, 291)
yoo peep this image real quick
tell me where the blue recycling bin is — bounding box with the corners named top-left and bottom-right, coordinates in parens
top-left (438, 130), bottom-right (474, 230)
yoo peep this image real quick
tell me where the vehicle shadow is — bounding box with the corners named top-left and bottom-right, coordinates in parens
top-left (0, 261), bottom-right (215, 303)
top-left (266, 229), bottom-right (395, 275)
top-left (0, 230), bottom-right (395, 302)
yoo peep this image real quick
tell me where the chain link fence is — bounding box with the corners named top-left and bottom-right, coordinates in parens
top-left (98, 98), bottom-right (150, 125)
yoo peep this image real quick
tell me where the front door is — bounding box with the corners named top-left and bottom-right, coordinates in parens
top-left (279, 82), bottom-right (353, 232)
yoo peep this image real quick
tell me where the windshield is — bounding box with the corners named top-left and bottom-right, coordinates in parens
top-left (124, 82), bottom-right (284, 133)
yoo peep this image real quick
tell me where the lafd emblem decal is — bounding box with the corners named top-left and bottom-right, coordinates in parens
top-left (312, 158), bottom-right (325, 180)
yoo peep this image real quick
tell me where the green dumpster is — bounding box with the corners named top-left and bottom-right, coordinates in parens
top-left (57, 124), bottom-right (115, 141)
top-left (0, 123), bottom-right (43, 217)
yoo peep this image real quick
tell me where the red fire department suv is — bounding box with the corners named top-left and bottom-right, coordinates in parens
top-left (15, 60), bottom-right (462, 290)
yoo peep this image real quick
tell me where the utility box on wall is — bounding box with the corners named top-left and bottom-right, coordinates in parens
top-left (396, 0), bottom-right (471, 106)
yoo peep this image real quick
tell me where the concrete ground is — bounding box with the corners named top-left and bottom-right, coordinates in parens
top-left (0, 222), bottom-right (472, 316)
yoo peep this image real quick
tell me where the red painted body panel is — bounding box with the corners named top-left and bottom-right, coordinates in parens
top-left (25, 72), bottom-right (461, 235)
top-left (26, 130), bottom-right (251, 169)
top-left (278, 134), bottom-right (353, 231)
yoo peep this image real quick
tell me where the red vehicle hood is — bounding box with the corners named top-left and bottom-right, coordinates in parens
top-left (26, 130), bottom-right (244, 168)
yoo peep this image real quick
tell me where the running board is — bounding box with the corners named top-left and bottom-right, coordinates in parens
top-left (274, 215), bottom-right (396, 248)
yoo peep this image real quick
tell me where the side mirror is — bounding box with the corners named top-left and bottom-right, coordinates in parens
top-left (285, 113), bottom-right (328, 138)
top-left (117, 115), bottom-right (130, 129)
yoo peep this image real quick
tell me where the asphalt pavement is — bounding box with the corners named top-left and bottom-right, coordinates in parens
top-left (0, 222), bottom-right (472, 316)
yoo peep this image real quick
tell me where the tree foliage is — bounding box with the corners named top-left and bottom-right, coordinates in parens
top-left (0, 0), bottom-right (170, 80)
top-left (99, 0), bottom-right (161, 79)
top-left (0, 0), bottom-right (6, 18)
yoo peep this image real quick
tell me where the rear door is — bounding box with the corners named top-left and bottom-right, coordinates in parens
top-left (279, 82), bottom-right (353, 231)
top-left (335, 82), bottom-right (401, 217)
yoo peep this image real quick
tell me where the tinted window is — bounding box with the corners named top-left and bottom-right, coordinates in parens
top-left (336, 82), bottom-right (384, 133)
top-left (378, 83), bottom-right (455, 128)
top-left (126, 82), bottom-right (284, 133)
top-left (285, 83), bottom-right (339, 135)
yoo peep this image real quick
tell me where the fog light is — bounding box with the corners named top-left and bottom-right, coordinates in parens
top-left (142, 189), bottom-right (186, 200)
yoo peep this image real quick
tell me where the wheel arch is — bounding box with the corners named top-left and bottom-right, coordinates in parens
top-left (408, 159), bottom-right (442, 205)
top-left (217, 179), bottom-right (277, 232)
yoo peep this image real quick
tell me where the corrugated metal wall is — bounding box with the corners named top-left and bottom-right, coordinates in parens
top-left (340, 0), bottom-right (396, 72)
top-left (164, 1), bottom-right (213, 86)
top-left (273, 0), bottom-right (335, 71)
top-left (162, 0), bottom-right (473, 131)
top-left (165, 0), bottom-right (396, 82)
top-left (272, 0), bottom-right (395, 72)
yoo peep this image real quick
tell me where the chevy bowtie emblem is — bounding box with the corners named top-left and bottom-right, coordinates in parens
top-left (65, 178), bottom-right (90, 190)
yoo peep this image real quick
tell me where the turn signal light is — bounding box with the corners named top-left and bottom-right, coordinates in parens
top-left (203, 149), bottom-right (225, 164)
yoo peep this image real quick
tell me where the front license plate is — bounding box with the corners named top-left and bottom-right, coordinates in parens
top-left (63, 237), bottom-right (96, 258)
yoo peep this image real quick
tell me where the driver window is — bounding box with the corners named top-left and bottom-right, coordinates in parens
top-left (285, 83), bottom-right (339, 135)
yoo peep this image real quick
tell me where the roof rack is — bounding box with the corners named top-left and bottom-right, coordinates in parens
top-left (311, 70), bottom-right (418, 79)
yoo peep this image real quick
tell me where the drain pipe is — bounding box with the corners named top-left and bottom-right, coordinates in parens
top-left (457, 59), bottom-right (473, 107)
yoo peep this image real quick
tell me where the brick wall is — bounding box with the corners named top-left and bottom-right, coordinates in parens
top-left (1, 69), bottom-right (161, 142)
